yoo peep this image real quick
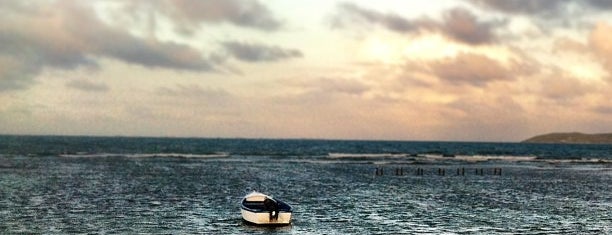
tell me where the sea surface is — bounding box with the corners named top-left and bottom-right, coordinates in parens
top-left (1, 135), bottom-right (611, 234)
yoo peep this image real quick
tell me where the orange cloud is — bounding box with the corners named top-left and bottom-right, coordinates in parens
top-left (430, 53), bottom-right (514, 86)
top-left (589, 22), bottom-right (612, 79)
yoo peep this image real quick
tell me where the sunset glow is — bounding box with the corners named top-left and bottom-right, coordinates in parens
top-left (1, 0), bottom-right (611, 141)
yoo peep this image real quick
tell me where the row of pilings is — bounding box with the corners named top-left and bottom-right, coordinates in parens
top-left (375, 167), bottom-right (503, 176)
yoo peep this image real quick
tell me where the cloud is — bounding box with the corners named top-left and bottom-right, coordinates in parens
top-left (156, 84), bottom-right (235, 107)
top-left (430, 53), bottom-right (514, 86)
top-left (0, 55), bottom-right (36, 91)
top-left (0, 1), bottom-right (218, 91)
top-left (589, 22), bottom-right (612, 77)
top-left (466, 0), bottom-right (566, 15)
top-left (334, 3), bottom-right (497, 45)
top-left (55, 1), bottom-right (215, 71)
top-left (441, 8), bottom-right (497, 45)
top-left (443, 95), bottom-right (528, 140)
top-left (152, 84), bottom-right (237, 120)
top-left (285, 76), bottom-right (370, 95)
top-left (167, 0), bottom-right (281, 31)
top-left (274, 76), bottom-right (370, 107)
top-left (586, 0), bottom-right (612, 8)
top-left (537, 72), bottom-right (593, 102)
top-left (467, 0), bottom-right (612, 15)
top-left (593, 105), bottom-right (612, 115)
top-left (334, 3), bottom-right (419, 32)
top-left (124, 0), bottom-right (282, 35)
top-left (222, 41), bottom-right (303, 62)
top-left (65, 79), bottom-right (109, 92)
top-left (312, 77), bottom-right (370, 95)
top-left (157, 84), bottom-right (231, 99)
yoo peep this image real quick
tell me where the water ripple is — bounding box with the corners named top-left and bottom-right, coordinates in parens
top-left (0, 156), bottom-right (610, 234)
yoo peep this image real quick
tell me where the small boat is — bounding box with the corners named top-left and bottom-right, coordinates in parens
top-left (240, 191), bottom-right (292, 226)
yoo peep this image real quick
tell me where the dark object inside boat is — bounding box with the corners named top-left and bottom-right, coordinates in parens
top-left (242, 198), bottom-right (292, 213)
top-left (263, 198), bottom-right (279, 220)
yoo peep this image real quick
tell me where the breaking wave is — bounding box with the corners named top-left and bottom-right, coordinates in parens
top-left (59, 152), bottom-right (230, 159)
top-left (326, 152), bottom-right (611, 165)
top-left (327, 153), bottom-right (409, 158)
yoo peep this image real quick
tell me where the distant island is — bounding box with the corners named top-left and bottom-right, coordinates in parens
top-left (522, 132), bottom-right (612, 144)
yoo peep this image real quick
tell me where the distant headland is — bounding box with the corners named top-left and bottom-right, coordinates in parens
top-left (522, 132), bottom-right (612, 144)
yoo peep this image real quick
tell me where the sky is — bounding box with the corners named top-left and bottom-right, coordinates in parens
top-left (1, 0), bottom-right (611, 142)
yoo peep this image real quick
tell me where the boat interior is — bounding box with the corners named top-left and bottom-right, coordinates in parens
top-left (242, 200), bottom-right (292, 212)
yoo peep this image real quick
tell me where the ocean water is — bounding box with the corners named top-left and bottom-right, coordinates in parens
top-left (0, 135), bottom-right (611, 234)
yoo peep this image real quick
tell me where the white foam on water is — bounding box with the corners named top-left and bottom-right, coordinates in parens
top-left (328, 153), bottom-right (408, 158)
top-left (540, 158), bottom-right (611, 164)
top-left (327, 153), bottom-right (611, 166)
top-left (59, 152), bottom-right (230, 158)
top-left (453, 155), bottom-right (538, 162)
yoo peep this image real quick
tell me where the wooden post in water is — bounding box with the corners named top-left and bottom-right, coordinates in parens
top-left (395, 167), bottom-right (404, 176)
top-left (375, 167), bottom-right (384, 176)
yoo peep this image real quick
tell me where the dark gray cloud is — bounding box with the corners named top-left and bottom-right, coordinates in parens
top-left (222, 41), bottom-right (302, 62)
top-left (60, 1), bottom-right (216, 71)
top-left (334, 3), bottom-right (419, 32)
top-left (0, 1), bottom-right (219, 91)
top-left (467, 0), bottom-right (612, 15)
top-left (126, 0), bottom-right (282, 35)
top-left (0, 56), bottom-right (38, 91)
top-left (467, 0), bottom-right (565, 15)
top-left (586, 0), bottom-right (612, 8)
top-left (168, 0), bottom-right (281, 31)
top-left (334, 3), bottom-right (496, 45)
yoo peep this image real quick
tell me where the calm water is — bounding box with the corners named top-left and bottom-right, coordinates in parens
top-left (1, 135), bottom-right (611, 234)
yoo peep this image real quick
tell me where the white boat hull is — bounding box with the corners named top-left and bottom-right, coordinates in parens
top-left (240, 191), bottom-right (292, 226)
top-left (241, 208), bottom-right (292, 225)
